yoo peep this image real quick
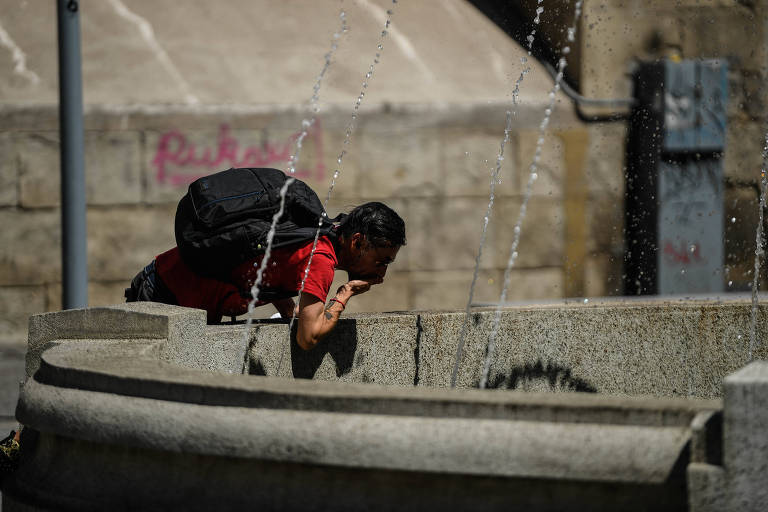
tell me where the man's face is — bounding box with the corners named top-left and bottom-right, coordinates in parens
top-left (346, 238), bottom-right (401, 282)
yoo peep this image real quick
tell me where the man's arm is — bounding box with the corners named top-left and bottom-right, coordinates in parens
top-left (295, 279), bottom-right (380, 350)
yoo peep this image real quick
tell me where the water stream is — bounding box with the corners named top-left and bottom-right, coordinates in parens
top-left (276, 1), bottom-right (400, 374)
top-left (239, 8), bottom-right (349, 373)
top-left (478, 0), bottom-right (584, 389)
top-left (749, 135), bottom-right (768, 361)
top-left (450, 0), bottom-right (543, 388)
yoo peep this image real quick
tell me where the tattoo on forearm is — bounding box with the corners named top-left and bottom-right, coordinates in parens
top-left (324, 310), bottom-right (333, 320)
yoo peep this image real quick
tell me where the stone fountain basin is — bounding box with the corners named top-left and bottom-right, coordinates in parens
top-left (4, 300), bottom-right (760, 510)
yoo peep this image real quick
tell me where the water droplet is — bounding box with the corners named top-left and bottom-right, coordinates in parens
top-left (531, 173), bottom-right (538, 181)
top-left (387, 9), bottom-right (393, 14)
top-left (512, 251), bottom-right (519, 260)
top-left (381, 30), bottom-right (388, 37)
top-left (681, 269), bottom-right (686, 275)
top-left (731, 217), bottom-right (736, 223)
top-left (689, 244), bottom-right (696, 253)
top-left (737, 334), bottom-right (743, 340)
top-left (583, 298), bottom-right (589, 304)
top-left (464, 151), bottom-right (469, 156)
top-left (728, 280), bottom-right (733, 287)
top-left (378, 44), bottom-right (383, 50)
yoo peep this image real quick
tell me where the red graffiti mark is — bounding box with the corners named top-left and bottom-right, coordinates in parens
top-left (662, 240), bottom-right (706, 265)
top-left (152, 122), bottom-right (325, 187)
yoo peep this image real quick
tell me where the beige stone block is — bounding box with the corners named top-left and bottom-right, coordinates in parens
top-left (17, 131), bottom-right (143, 207)
top-left (492, 197), bottom-right (565, 269)
top-left (46, 281), bottom-right (129, 312)
top-left (409, 267), bottom-right (564, 311)
top-left (583, 253), bottom-right (624, 298)
top-left (407, 197), bottom-right (504, 272)
top-left (18, 132), bottom-right (59, 208)
top-left (356, 116), bottom-right (442, 198)
top-left (439, 127), bottom-right (521, 198)
top-left (84, 131), bottom-right (142, 205)
top-left (87, 205), bottom-right (176, 281)
top-left (45, 282), bottom-right (61, 312)
top-left (677, 7), bottom-right (766, 71)
top-left (724, 186), bottom-right (760, 290)
top-left (585, 195), bottom-right (624, 255)
top-left (580, 4), bottom-right (654, 100)
top-left (0, 133), bottom-right (17, 206)
top-left (89, 281), bottom-right (131, 307)
top-left (0, 209), bottom-right (60, 286)
top-left (725, 120), bottom-right (764, 183)
top-left (585, 125), bottom-right (626, 197)
top-left (0, 285), bottom-right (46, 344)
top-left (514, 131), bottom-right (564, 199)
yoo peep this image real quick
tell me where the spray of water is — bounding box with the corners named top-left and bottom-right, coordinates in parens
top-left (450, 0), bottom-right (545, 388)
top-left (478, 0), bottom-right (583, 389)
top-left (748, 133), bottom-right (768, 361)
top-left (274, 1), bottom-right (400, 374)
top-left (239, 9), bottom-right (348, 373)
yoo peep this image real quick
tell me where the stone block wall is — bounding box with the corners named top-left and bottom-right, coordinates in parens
top-left (580, 0), bottom-right (768, 294)
top-left (0, 104), bottom-right (600, 344)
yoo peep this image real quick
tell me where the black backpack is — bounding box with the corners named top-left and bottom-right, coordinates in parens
top-left (174, 167), bottom-right (338, 280)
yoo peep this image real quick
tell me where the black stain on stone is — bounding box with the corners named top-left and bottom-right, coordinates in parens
top-left (413, 314), bottom-right (423, 386)
top-left (485, 359), bottom-right (598, 393)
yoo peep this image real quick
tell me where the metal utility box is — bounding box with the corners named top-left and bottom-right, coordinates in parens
top-left (624, 59), bottom-right (727, 295)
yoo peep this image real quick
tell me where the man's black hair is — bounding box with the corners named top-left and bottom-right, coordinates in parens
top-left (337, 202), bottom-right (406, 247)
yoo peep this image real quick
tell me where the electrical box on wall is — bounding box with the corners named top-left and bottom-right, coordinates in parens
top-left (624, 59), bottom-right (727, 295)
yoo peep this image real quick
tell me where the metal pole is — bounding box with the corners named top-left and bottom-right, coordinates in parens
top-left (57, 0), bottom-right (88, 309)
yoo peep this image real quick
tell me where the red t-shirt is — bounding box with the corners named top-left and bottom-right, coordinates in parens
top-left (155, 236), bottom-right (338, 323)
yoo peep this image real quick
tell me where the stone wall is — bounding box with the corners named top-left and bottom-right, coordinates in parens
top-left (579, 0), bottom-right (768, 293)
top-left (7, 302), bottom-right (768, 510)
top-left (3, 0), bottom-right (768, 346)
top-left (0, 103), bottom-right (591, 344)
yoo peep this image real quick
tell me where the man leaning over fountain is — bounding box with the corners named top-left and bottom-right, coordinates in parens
top-left (125, 202), bottom-right (406, 350)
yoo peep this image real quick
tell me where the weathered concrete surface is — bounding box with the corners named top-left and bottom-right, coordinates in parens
top-left (248, 298), bottom-right (768, 398)
top-left (6, 334), bottom-right (720, 511)
top-left (9, 302), bottom-right (768, 510)
top-left (721, 362), bottom-right (768, 510)
top-left (24, 302), bottom-right (212, 379)
top-left (0, 0), bottom-right (556, 106)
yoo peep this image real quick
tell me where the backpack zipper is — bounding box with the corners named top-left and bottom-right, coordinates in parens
top-left (197, 189), bottom-right (266, 211)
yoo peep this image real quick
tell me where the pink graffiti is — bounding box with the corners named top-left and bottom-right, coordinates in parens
top-left (152, 122), bottom-right (325, 187)
top-left (662, 240), bottom-right (706, 265)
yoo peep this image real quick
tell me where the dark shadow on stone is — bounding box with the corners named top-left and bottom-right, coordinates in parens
top-left (248, 359), bottom-right (267, 376)
top-left (290, 319), bottom-right (358, 379)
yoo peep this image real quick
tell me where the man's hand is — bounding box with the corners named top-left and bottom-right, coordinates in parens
top-left (337, 278), bottom-right (383, 298)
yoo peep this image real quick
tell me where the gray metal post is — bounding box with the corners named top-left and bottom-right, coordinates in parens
top-left (57, 0), bottom-right (88, 309)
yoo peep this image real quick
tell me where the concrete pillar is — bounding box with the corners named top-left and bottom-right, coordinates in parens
top-left (723, 361), bottom-right (768, 510)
